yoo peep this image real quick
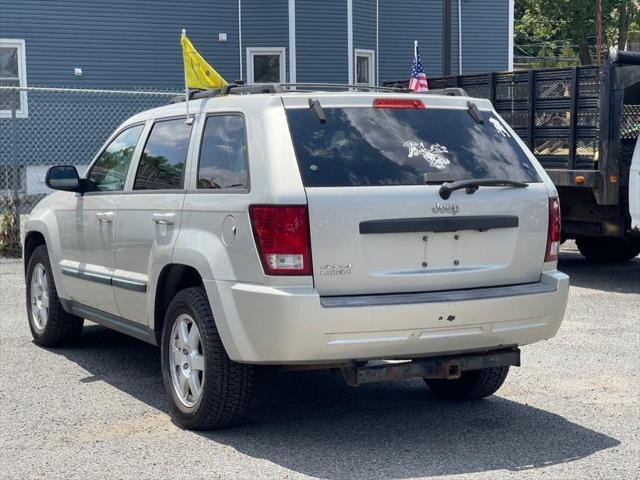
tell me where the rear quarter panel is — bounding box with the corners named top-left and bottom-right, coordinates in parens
top-left (171, 96), bottom-right (308, 285)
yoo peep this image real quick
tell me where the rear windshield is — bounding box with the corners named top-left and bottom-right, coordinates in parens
top-left (286, 106), bottom-right (541, 187)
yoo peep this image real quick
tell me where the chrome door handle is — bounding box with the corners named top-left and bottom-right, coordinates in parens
top-left (152, 212), bottom-right (176, 225)
top-left (96, 211), bottom-right (115, 223)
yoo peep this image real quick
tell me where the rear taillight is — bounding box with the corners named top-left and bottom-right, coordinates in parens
top-left (545, 197), bottom-right (561, 262)
top-left (249, 205), bottom-right (312, 276)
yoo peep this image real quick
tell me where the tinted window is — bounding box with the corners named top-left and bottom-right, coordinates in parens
top-left (0, 46), bottom-right (21, 111)
top-left (286, 107), bottom-right (541, 187)
top-left (87, 125), bottom-right (143, 191)
top-left (134, 118), bottom-right (191, 190)
top-left (356, 55), bottom-right (371, 85)
top-left (252, 54), bottom-right (281, 83)
top-left (0, 47), bottom-right (19, 78)
top-left (197, 115), bottom-right (248, 190)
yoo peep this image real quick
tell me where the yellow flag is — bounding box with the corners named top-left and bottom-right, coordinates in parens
top-left (181, 30), bottom-right (228, 90)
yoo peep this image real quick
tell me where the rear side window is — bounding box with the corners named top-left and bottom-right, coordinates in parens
top-left (286, 107), bottom-right (541, 187)
top-left (133, 118), bottom-right (191, 190)
top-left (87, 125), bottom-right (143, 191)
top-left (197, 115), bottom-right (248, 190)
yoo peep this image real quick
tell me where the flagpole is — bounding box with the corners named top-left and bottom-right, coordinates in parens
top-left (182, 29), bottom-right (193, 125)
top-left (184, 87), bottom-right (192, 125)
top-left (414, 40), bottom-right (418, 60)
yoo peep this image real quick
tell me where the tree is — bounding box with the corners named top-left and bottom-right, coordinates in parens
top-left (615, 0), bottom-right (639, 49)
top-left (516, 0), bottom-right (639, 66)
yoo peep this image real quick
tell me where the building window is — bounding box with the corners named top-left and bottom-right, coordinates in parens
top-left (246, 47), bottom-right (286, 84)
top-left (0, 39), bottom-right (28, 118)
top-left (355, 49), bottom-right (375, 86)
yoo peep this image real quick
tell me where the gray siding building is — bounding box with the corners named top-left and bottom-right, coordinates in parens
top-left (0, 0), bottom-right (513, 198)
top-left (1, 0), bottom-right (513, 90)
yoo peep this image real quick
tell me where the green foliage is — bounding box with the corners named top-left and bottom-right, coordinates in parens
top-left (0, 206), bottom-right (21, 258)
top-left (516, 0), bottom-right (639, 66)
top-left (526, 41), bottom-right (578, 69)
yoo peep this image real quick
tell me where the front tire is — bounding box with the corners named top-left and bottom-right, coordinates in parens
top-left (25, 245), bottom-right (83, 347)
top-left (161, 287), bottom-right (253, 430)
top-left (425, 366), bottom-right (509, 401)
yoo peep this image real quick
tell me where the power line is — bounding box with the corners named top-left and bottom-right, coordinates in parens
top-left (515, 42), bottom-right (580, 47)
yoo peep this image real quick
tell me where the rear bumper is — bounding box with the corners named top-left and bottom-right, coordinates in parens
top-left (204, 271), bottom-right (569, 364)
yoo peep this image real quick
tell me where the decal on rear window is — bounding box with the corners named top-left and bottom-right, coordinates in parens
top-left (403, 141), bottom-right (450, 170)
top-left (489, 117), bottom-right (510, 138)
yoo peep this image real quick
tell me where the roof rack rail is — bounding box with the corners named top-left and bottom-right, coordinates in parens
top-left (426, 87), bottom-right (468, 96)
top-left (383, 80), bottom-right (468, 97)
top-left (169, 89), bottom-right (222, 104)
top-left (169, 83), bottom-right (468, 104)
top-left (279, 83), bottom-right (405, 92)
top-left (225, 83), bottom-right (286, 94)
top-left (219, 83), bottom-right (405, 94)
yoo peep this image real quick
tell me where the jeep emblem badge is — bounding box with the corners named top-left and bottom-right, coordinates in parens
top-left (432, 202), bottom-right (460, 215)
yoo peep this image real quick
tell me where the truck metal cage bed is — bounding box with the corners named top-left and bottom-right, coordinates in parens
top-left (385, 49), bottom-right (640, 209)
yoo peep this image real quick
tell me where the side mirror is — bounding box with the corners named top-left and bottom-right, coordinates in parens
top-left (45, 165), bottom-right (83, 193)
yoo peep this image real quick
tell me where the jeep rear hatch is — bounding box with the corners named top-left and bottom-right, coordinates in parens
top-left (283, 96), bottom-right (549, 296)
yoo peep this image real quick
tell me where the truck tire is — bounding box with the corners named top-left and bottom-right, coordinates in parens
top-left (161, 287), bottom-right (253, 430)
top-left (576, 236), bottom-right (640, 262)
top-left (25, 245), bottom-right (84, 347)
top-left (424, 366), bottom-right (509, 401)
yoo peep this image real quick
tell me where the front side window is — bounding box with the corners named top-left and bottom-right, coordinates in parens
top-left (87, 125), bottom-right (144, 192)
top-left (247, 48), bottom-right (285, 84)
top-left (133, 118), bottom-right (192, 190)
top-left (0, 39), bottom-right (28, 117)
top-left (286, 106), bottom-right (541, 187)
top-left (198, 115), bottom-right (248, 190)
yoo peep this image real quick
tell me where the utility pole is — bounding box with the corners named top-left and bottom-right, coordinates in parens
top-left (595, 0), bottom-right (602, 65)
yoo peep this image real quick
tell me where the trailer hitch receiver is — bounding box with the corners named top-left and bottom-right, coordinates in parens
top-left (341, 348), bottom-right (521, 387)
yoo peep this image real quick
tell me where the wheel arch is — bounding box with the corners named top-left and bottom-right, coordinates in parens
top-left (22, 218), bottom-right (69, 300)
top-left (152, 263), bottom-right (205, 344)
top-left (23, 230), bottom-right (47, 273)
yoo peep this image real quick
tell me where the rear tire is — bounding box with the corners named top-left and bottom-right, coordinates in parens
top-left (576, 236), bottom-right (640, 262)
top-left (161, 287), bottom-right (253, 430)
top-left (25, 245), bottom-right (84, 347)
top-left (425, 366), bottom-right (509, 401)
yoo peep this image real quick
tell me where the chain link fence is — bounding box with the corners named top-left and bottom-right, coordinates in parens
top-left (0, 85), bottom-right (181, 257)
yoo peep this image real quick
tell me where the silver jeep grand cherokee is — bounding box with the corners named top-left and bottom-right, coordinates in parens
top-left (23, 85), bottom-right (569, 430)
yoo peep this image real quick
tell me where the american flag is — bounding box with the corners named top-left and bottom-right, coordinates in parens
top-left (409, 46), bottom-right (429, 92)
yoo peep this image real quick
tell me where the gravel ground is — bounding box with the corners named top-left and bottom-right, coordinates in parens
top-left (1, 244), bottom-right (638, 480)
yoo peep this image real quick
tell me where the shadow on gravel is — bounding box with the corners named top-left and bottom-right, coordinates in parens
top-left (53, 324), bottom-right (620, 479)
top-left (559, 250), bottom-right (639, 294)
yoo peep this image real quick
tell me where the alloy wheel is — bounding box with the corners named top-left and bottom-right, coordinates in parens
top-left (30, 263), bottom-right (49, 333)
top-left (169, 313), bottom-right (206, 408)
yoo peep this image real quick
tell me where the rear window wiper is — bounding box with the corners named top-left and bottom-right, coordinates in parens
top-left (439, 178), bottom-right (528, 200)
top-left (309, 98), bottom-right (326, 124)
top-left (466, 101), bottom-right (484, 125)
